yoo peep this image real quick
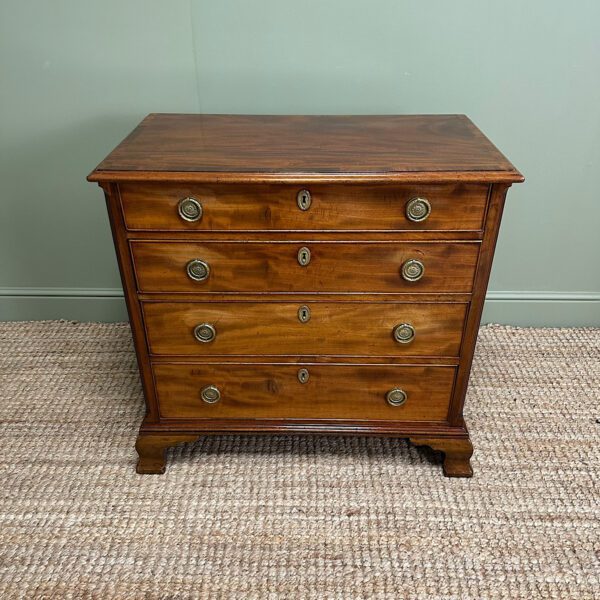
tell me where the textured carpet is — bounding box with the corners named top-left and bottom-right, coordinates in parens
top-left (0, 321), bottom-right (598, 599)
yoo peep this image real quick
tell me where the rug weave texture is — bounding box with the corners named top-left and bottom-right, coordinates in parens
top-left (0, 321), bottom-right (598, 599)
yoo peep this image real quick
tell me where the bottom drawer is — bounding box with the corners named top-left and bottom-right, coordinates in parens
top-left (153, 363), bottom-right (456, 421)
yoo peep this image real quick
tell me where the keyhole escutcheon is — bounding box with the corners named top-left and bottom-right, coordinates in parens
top-left (297, 368), bottom-right (310, 384)
top-left (297, 246), bottom-right (311, 266)
top-left (297, 189), bottom-right (312, 211)
top-left (298, 305), bottom-right (311, 323)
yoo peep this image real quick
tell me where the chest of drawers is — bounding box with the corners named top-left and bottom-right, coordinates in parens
top-left (88, 114), bottom-right (523, 477)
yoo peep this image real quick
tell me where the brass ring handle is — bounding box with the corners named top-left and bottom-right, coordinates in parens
top-left (186, 259), bottom-right (210, 282)
top-left (193, 323), bottom-right (216, 343)
top-left (386, 388), bottom-right (407, 406)
top-left (201, 385), bottom-right (221, 404)
top-left (178, 197), bottom-right (203, 222)
top-left (405, 197), bottom-right (431, 222)
top-left (401, 259), bottom-right (425, 282)
top-left (393, 323), bottom-right (415, 344)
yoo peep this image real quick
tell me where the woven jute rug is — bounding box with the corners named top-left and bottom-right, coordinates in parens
top-left (0, 321), bottom-right (598, 599)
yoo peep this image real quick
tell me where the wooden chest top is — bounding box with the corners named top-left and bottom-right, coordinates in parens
top-left (88, 114), bottom-right (523, 183)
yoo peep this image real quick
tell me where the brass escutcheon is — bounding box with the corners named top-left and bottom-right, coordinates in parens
top-left (297, 189), bottom-right (312, 211)
top-left (298, 305), bottom-right (311, 323)
top-left (297, 246), bottom-right (311, 266)
top-left (297, 368), bottom-right (310, 384)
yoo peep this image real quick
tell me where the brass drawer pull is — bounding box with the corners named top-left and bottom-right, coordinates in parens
top-left (401, 258), bottom-right (425, 282)
top-left (386, 388), bottom-right (407, 406)
top-left (393, 323), bottom-right (415, 344)
top-left (298, 305), bottom-right (311, 323)
top-left (186, 259), bottom-right (210, 282)
top-left (297, 246), bottom-right (311, 266)
top-left (297, 189), bottom-right (312, 211)
top-left (297, 368), bottom-right (310, 384)
top-left (178, 197), bottom-right (203, 222)
top-left (193, 323), bottom-right (216, 343)
top-left (201, 385), bottom-right (221, 404)
top-left (405, 197), bottom-right (431, 222)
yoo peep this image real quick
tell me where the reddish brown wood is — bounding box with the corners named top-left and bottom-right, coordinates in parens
top-left (90, 113), bottom-right (523, 477)
top-left (153, 363), bottom-right (455, 421)
top-left (124, 229), bottom-right (484, 242)
top-left (131, 241), bottom-right (480, 294)
top-left (135, 429), bottom-right (471, 475)
top-left (134, 426), bottom-right (472, 476)
top-left (103, 184), bottom-right (160, 424)
top-left (149, 356), bottom-right (460, 366)
top-left (93, 170), bottom-right (522, 185)
top-left (135, 434), bottom-right (200, 474)
top-left (447, 184), bottom-right (509, 427)
top-left (409, 434), bottom-right (474, 477)
top-left (138, 292), bottom-right (472, 303)
top-left (87, 114), bottom-right (523, 183)
top-left (139, 419), bottom-right (468, 436)
top-left (120, 182), bottom-right (489, 232)
top-left (142, 301), bottom-right (467, 357)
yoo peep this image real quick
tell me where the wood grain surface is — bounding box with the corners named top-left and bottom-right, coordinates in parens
top-left (119, 182), bottom-right (489, 232)
top-left (88, 114), bottom-right (523, 183)
top-left (131, 241), bottom-right (480, 294)
top-left (152, 363), bottom-right (455, 421)
top-left (142, 301), bottom-right (467, 357)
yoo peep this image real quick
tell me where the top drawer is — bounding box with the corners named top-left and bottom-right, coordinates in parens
top-left (119, 183), bottom-right (488, 232)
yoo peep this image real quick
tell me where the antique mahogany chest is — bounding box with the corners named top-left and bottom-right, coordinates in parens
top-left (88, 114), bottom-right (523, 477)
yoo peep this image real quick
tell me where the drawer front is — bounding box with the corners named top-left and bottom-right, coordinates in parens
top-left (143, 302), bottom-right (467, 357)
top-left (153, 363), bottom-right (456, 421)
top-left (120, 183), bottom-right (488, 232)
top-left (132, 241), bottom-right (479, 293)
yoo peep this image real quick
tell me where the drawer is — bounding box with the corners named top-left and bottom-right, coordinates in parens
top-left (119, 183), bottom-right (488, 232)
top-left (131, 241), bottom-right (479, 294)
top-left (153, 363), bottom-right (456, 421)
top-left (142, 302), bottom-right (467, 357)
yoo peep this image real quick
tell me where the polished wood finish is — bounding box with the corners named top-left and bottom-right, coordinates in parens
top-left (142, 301), bottom-right (467, 357)
top-left (120, 182), bottom-right (489, 232)
top-left (153, 363), bottom-right (455, 421)
top-left (447, 184), bottom-right (510, 427)
top-left (89, 114), bottom-right (523, 477)
top-left (135, 434), bottom-right (200, 474)
top-left (104, 184), bottom-right (160, 423)
top-left (409, 435), bottom-right (474, 477)
top-left (88, 114), bottom-right (523, 184)
top-left (131, 241), bottom-right (479, 294)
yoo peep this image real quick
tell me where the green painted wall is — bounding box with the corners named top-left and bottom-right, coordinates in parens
top-left (1, 0), bottom-right (599, 325)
